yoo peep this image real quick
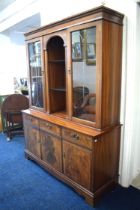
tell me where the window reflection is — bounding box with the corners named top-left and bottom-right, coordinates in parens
top-left (72, 27), bottom-right (96, 122)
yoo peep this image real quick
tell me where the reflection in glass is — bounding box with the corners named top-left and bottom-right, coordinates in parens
top-left (28, 42), bottom-right (43, 108)
top-left (72, 27), bottom-right (96, 122)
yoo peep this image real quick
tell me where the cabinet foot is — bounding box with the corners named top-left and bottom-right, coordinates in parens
top-left (25, 153), bottom-right (30, 160)
top-left (84, 195), bottom-right (94, 207)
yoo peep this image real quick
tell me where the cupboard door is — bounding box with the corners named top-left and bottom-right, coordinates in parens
top-left (28, 39), bottom-right (45, 109)
top-left (63, 140), bottom-right (92, 190)
top-left (40, 131), bottom-right (62, 172)
top-left (24, 124), bottom-right (41, 158)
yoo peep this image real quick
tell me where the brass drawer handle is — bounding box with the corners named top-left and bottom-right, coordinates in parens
top-left (45, 123), bottom-right (52, 129)
top-left (71, 133), bottom-right (79, 140)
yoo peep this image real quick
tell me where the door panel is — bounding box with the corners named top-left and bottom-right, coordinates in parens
top-left (25, 126), bottom-right (41, 158)
top-left (63, 140), bottom-right (92, 190)
top-left (41, 132), bottom-right (62, 172)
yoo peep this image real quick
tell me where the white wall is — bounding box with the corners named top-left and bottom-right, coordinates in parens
top-left (0, 0), bottom-right (41, 94)
top-left (0, 31), bottom-right (28, 94)
top-left (0, 34), bottom-right (14, 94)
top-left (8, 31), bottom-right (28, 79)
top-left (130, 3), bottom-right (140, 179)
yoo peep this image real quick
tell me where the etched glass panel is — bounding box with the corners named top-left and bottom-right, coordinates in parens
top-left (28, 41), bottom-right (43, 108)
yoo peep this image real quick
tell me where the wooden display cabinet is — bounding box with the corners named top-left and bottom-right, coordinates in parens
top-left (23, 6), bottom-right (124, 206)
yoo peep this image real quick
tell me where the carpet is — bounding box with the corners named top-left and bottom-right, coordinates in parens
top-left (0, 133), bottom-right (140, 210)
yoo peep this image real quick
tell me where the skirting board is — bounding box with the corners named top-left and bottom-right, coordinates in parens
top-left (131, 174), bottom-right (140, 190)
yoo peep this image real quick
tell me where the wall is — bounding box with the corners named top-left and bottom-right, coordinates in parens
top-left (131, 3), bottom-right (140, 179)
top-left (8, 31), bottom-right (28, 79)
top-left (0, 34), bottom-right (14, 94)
top-left (0, 31), bottom-right (28, 94)
top-left (0, 0), bottom-right (41, 94)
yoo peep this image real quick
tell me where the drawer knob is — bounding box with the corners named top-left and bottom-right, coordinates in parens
top-left (71, 133), bottom-right (79, 140)
top-left (46, 123), bottom-right (52, 129)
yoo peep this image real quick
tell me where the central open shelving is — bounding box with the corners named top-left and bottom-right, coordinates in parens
top-left (47, 36), bottom-right (66, 114)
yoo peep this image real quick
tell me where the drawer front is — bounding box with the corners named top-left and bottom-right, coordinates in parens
top-left (40, 120), bottom-right (61, 136)
top-left (23, 114), bottom-right (39, 127)
top-left (62, 128), bottom-right (92, 149)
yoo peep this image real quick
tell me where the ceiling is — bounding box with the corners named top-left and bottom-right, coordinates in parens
top-left (3, 13), bottom-right (41, 35)
top-left (0, 0), bottom-right (15, 11)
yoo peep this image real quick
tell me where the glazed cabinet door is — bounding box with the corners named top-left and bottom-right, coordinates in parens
top-left (70, 25), bottom-right (97, 125)
top-left (63, 140), bottom-right (92, 190)
top-left (27, 38), bottom-right (45, 110)
top-left (23, 115), bottom-right (41, 158)
top-left (40, 131), bottom-right (62, 172)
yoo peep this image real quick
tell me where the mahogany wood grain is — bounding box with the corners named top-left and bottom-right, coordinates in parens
top-left (101, 21), bottom-right (123, 128)
top-left (62, 127), bottom-right (93, 149)
top-left (40, 131), bottom-right (62, 172)
top-left (63, 140), bottom-right (92, 190)
top-left (23, 110), bottom-right (104, 137)
top-left (93, 126), bottom-right (121, 191)
top-left (23, 6), bottom-right (124, 207)
top-left (39, 119), bottom-right (61, 136)
top-left (47, 36), bottom-right (66, 113)
top-left (23, 115), bottom-right (41, 158)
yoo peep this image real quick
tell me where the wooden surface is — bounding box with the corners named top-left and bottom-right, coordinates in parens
top-left (63, 140), bottom-right (92, 190)
top-left (23, 6), bottom-right (124, 207)
top-left (101, 21), bottom-right (123, 128)
top-left (41, 131), bottom-right (62, 172)
top-left (47, 36), bottom-right (66, 113)
top-left (23, 112), bottom-right (121, 206)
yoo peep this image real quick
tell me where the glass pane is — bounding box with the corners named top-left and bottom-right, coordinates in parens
top-left (28, 41), bottom-right (44, 108)
top-left (72, 27), bottom-right (96, 122)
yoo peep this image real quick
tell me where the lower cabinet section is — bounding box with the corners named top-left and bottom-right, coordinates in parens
top-left (23, 113), bottom-right (120, 207)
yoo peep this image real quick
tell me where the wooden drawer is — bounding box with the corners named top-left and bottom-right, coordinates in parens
top-left (23, 114), bottom-right (39, 127)
top-left (39, 120), bottom-right (61, 136)
top-left (62, 128), bottom-right (93, 149)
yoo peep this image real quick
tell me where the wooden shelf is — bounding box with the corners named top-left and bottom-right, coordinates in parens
top-left (50, 88), bottom-right (66, 92)
top-left (48, 60), bottom-right (65, 63)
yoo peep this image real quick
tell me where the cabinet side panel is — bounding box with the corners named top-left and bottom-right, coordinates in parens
top-left (93, 126), bottom-right (121, 191)
top-left (101, 21), bottom-right (123, 128)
